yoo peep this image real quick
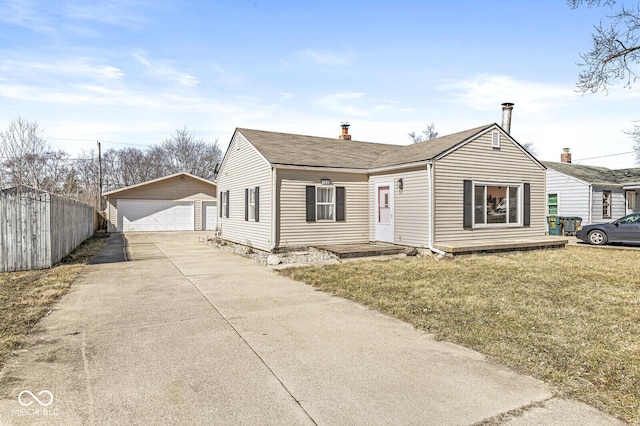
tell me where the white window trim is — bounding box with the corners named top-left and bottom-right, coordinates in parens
top-left (547, 192), bottom-right (559, 215)
top-left (248, 188), bottom-right (256, 221)
top-left (221, 191), bottom-right (228, 218)
top-left (316, 185), bottom-right (336, 222)
top-left (472, 181), bottom-right (523, 228)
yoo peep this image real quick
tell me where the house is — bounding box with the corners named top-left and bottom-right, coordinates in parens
top-left (215, 104), bottom-right (548, 253)
top-left (544, 149), bottom-right (640, 224)
top-left (104, 172), bottom-right (217, 232)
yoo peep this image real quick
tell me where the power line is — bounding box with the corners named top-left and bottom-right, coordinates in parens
top-left (47, 137), bottom-right (150, 148)
top-left (573, 151), bottom-right (636, 162)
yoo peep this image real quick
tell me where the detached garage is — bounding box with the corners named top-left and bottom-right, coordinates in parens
top-left (104, 172), bottom-right (217, 232)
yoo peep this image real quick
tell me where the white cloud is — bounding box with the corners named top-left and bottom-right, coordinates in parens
top-left (279, 92), bottom-right (295, 101)
top-left (132, 52), bottom-right (199, 87)
top-left (64, 2), bottom-right (143, 28)
top-left (0, 0), bottom-right (54, 33)
top-left (0, 58), bottom-right (124, 80)
top-left (298, 48), bottom-right (350, 66)
top-left (438, 74), bottom-right (578, 114)
top-left (315, 91), bottom-right (370, 117)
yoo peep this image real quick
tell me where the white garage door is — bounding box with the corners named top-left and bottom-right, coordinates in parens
top-left (202, 201), bottom-right (217, 231)
top-left (118, 200), bottom-right (194, 232)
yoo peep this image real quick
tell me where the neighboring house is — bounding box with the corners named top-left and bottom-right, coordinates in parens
top-left (105, 172), bottom-right (217, 232)
top-left (544, 151), bottom-right (640, 224)
top-left (215, 114), bottom-right (547, 253)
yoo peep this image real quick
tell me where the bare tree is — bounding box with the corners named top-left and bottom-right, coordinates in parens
top-left (408, 123), bottom-right (439, 144)
top-left (521, 142), bottom-right (538, 156)
top-left (156, 127), bottom-right (221, 180)
top-left (0, 117), bottom-right (70, 192)
top-left (570, 1), bottom-right (640, 164)
top-left (100, 127), bottom-right (221, 192)
top-left (569, 0), bottom-right (639, 93)
top-left (102, 147), bottom-right (151, 191)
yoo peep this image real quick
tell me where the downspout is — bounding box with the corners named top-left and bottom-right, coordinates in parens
top-left (270, 167), bottom-right (277, 252)
top-left (427, 162), bottom-right (447, 256)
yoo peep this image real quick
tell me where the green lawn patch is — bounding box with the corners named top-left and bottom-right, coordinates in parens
top-left (281, 246), bottom-right (640, 423)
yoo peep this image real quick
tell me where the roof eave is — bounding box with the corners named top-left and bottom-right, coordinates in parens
top-left (103, 172), bottom-right (215, 196)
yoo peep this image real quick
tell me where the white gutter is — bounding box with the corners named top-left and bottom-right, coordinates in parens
top-left (272, 160), bottom-right (432, 175)
top-left (427, 162), bottom-right (447, 256)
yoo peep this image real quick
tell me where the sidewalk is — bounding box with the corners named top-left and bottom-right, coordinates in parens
top-left (0, 232), bottom-right (624, 425)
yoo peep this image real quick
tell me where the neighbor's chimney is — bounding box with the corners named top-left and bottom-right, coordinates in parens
top-left (339, 122), bottom-right (351, 140)
top-left (561, 148), bottom-right (572, 163)
top-left (501, 102), bottom-right (514, 134)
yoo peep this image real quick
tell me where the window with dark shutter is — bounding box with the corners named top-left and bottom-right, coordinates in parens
top-left (463, 180), bottom-right (472, 229)
top-left (220, 191), bottom-right (223, 218)
top-left (306, 186), bottom-right (316, 222)
top-left (336, 186), bottom-right (345, 221)
top-left (225, 190), bottom-right (229, 218)
top-left (523, 183), bottom-right (530, 227)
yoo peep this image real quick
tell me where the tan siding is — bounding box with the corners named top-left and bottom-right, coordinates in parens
top-left (434, 131), bottom-right (546, 243)
top-left (277, 170), bottom-right (369, 248)
top-left (369, 167), bottom-right (430, 247)
top-left (105, 175), bottom-right (216, 232)
top-left (108, 175), bottom-right (217, 201)
top-left (107, 200), bottom-right (117, 232)
top-left (217, 133), bottom-right (273, 251)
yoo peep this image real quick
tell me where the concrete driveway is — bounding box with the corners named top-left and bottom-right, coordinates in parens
top-left (0, 232), bottom-right (623, 425)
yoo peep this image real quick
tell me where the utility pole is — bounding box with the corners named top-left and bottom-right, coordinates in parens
top-left (97, 140), bottom-right (102, 210)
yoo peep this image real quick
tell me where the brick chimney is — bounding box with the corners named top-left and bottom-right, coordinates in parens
top-left (561, 148), bottom-right (572, 163)
top-left (339, 122), bottom-right (351, 140)
top-left (501, 102), bottom-right (514, 134)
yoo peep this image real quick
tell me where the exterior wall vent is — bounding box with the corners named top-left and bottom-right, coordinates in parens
top-left (492, 131), bottom-right (501, 149)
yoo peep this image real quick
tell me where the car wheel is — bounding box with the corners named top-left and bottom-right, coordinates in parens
top-left (588, 230), bottom-right (607, 245)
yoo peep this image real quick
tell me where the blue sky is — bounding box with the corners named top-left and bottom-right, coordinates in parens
top-left (1, 0), bottom-right (638, 168)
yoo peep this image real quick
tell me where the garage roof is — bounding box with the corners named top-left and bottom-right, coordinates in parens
top-left (103, 172), bottom-right (216, 196)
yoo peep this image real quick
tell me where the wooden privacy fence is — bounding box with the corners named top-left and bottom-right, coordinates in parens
top-left (0, 192), bottom-right (95, 272)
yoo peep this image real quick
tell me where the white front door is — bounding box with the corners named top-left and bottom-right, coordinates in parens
top-left (627, 191), bottom-right (637, 215)
top-left (375, 183), bottom-right (394, 243)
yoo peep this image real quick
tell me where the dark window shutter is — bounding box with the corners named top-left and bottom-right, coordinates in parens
top-left (523, 183), bottom-right (531, 227)
top-left (463, 180), bottom-right (472, 229)
top-left (225, 190), bottom-right (229, 218)
top-left (219, 191), bottom-right (223, 218)
top-left (245, 188), bottom-right (249, 221)
top-left (336, 186), bottom-right (345, 221)
top-left (255, 187), bottom-right (259, 222)
top-left (306, 186), bottom-right (316, 222)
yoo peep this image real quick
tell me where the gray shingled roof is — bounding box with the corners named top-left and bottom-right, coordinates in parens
top-left (370, 124), bottom-right (494, 168)
top-left (237, 128), bottom-right (392, 169)
top-left (544, 161), bottom-right (640, 186)
top-left (237, 124), bottom-right (495, 170)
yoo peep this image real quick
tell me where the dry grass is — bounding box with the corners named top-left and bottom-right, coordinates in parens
top-left (0, 233), bottom-right (109, 368)
top-left (281, 246), bottom-right (640, 423)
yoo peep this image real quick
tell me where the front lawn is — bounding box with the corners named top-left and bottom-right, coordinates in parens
top-left (281, 246), bottom-right (640, 423)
